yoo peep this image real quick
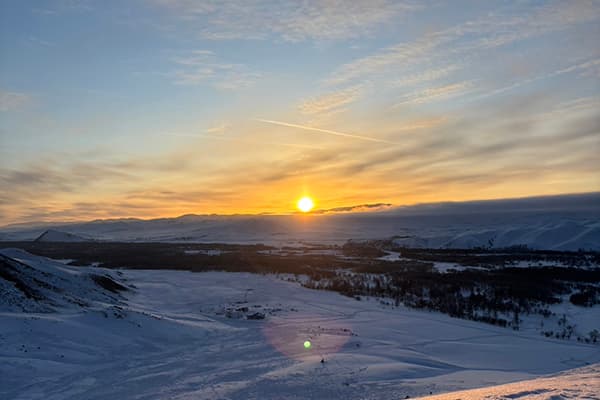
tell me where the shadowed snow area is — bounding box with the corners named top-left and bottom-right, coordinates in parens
top-left (1, 250), bottom-right (599, 399)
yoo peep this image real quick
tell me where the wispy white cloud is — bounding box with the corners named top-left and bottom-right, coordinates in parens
top-left (32, 1), bottom-right (93, 16)
top-left (27, 36), bottom-right (55, 47)
top-left (326, 34), bottom-right (442, 86)
top-left (171, 50), bottom-right (260, 89)
top-left (568, 58), bottom-right (600, 79)
top-left (394, 81), bottom-right (475, 107)
top-left (152, 0), bottom-right (419, 41)
top-left (161, 131), bottom-right (323, 150)
top-left (465, 1), bottom-right (600, 50)
top-left (205, 121), bottom-right (230, 134)
top-left (307, 1), bottom-right (600, 115)
top-left (0, 90), bottom-right (31, 112)
top-left (31, 7), bottom-right (58, 15)
top-left (392, 65), bottom-right (461, 88)
top-left (327, 1), bottom-right (600, 87)
top-left (299, 85), bottom-right (363, 118)
top-left (470, 58), bottom-right (600, 102)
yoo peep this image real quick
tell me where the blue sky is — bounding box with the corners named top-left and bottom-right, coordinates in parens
top-left (0, 0), bottom-right (599, 224)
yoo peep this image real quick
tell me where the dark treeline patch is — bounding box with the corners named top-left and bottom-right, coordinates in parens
top-left (393, 246), bottom-right (598, 268)
top-left (0, 242), bottom-right (271, 270)
top-left (569, 288), bottom-right (600, 307)
top-left (342, 241), bottom-right (387, 258)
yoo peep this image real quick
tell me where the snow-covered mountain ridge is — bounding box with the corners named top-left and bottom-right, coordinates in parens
top-left (1, 193), bottom-right (599, 250)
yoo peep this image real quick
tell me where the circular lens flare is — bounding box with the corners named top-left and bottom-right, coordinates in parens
top-left (263, 313), bottom-right (351, 362)
top-left (297, 196), bottom-right (314, 213)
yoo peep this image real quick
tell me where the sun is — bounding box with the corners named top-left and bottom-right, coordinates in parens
top-left (297, 196), bottom-right (314, 213)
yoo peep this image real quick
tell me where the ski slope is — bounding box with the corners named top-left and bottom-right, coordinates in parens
top-left (1, 250), bottom-right (599, 399)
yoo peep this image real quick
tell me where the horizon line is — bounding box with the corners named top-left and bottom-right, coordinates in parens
top-left (1, 191), bottom-right (598, 230)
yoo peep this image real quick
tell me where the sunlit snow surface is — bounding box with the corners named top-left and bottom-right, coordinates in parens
top-left (1, 250), bottom-right (599, 400)
top-left (415, 364), bottom-right (600, 400)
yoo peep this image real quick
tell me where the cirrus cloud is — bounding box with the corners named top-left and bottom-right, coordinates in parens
top-left (152, 0), bottom-right (419, 42)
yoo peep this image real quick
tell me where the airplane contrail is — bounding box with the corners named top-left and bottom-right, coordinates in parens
top-left (160, 132), bottom-right (323, 150)
top-left (255, 118), bottom-right (398, 144)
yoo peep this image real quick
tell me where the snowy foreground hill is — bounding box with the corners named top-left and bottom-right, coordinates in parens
top-left (1, 193), bottom-right (599, 250)
top-left (1, 249), bottom-right (599, 399)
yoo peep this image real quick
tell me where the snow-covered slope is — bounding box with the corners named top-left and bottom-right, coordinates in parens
top-left (1, 193), bottom-right (598, 250)
top-left (1, 250), bottom-right (599, 399)
top-left (0, 248), bottom-right (126, 312)
top-left (416, 363), bottom-right (600, 399)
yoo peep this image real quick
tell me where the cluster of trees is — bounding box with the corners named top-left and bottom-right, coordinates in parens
top-left (298, 253), bottom-right (599, 336)
top-left (389, 245), bottom-right (598, 268)
top-left (569, 287), bottom-right (600, 307)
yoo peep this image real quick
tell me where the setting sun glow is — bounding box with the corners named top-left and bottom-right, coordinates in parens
top-left (297, 196), bottom-right (314, 213)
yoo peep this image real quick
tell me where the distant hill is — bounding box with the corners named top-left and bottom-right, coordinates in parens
top-left (34, 229), bottom-right (90, 242)
top-left (1, 192), bottom-right (599, 250)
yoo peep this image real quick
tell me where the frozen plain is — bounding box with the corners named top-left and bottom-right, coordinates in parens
top-left (1, 250), bottom-right (599, 400)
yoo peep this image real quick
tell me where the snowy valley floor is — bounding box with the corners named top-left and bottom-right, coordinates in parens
top-left (1, 253), bottom-right (599, 399)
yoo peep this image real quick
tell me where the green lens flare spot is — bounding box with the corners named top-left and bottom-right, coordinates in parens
top-left (304, 340), bottom-right (311, 349)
